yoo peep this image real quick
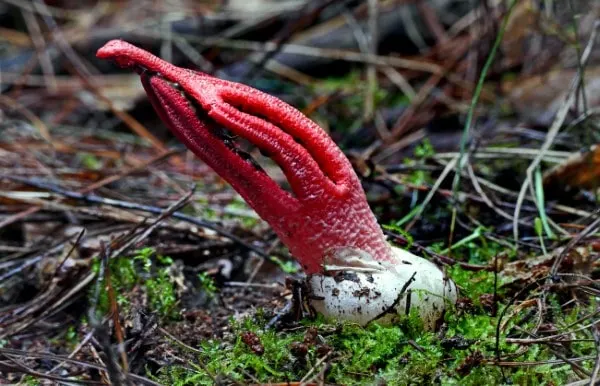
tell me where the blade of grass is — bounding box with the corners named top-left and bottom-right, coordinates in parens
top-left (534, 217), bottom-right (548, 255)
top-left (534, 167), bottom-right (555, 239)
top-left (439, 225), bottom-right (485, 255)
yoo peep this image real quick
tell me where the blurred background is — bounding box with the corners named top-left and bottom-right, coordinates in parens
top-left (1, 1), bottom-right (600, 384)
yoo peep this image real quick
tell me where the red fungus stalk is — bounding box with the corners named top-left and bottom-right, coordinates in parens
top-left (97, 40), bottom-right (456, 328)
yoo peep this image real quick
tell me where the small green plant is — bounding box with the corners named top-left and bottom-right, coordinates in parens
top-left (146, 268), bottom-right (178, 319)
top-left (382, 223), bottom-right (414, 249)
top-left (414, 138), bottom-right (435, 158)
top-left (90, 247), bottom-right (179, 319)
top-left (79, 152), bottom-right (102, 170)
top-left (269, 255), bottom-right (298, 274)
top-left (150, 227), bottom-right (594, 385)
top-left (65, 325), bottom-right (78, 344)
top-left (20, 375), bottom-right (41, 386)
top-left (134, 247), bottom-right (154, 272)
top-left (152, 289), bottom-right (592, 385)
top-left (198, 272), bottom-right (218, 298)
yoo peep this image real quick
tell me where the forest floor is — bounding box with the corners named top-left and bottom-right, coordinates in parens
top-left (1, 1), bottom-right (600, 385)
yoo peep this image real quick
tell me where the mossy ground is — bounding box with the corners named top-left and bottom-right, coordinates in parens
top-left (151, 278), bottom-right (593, 384)
top-left (89, 236), bottom-right (595, 385)
top-left (75, 135), bottom-right (596, 385)
top-left (2, 2), bottom-right (598, 384)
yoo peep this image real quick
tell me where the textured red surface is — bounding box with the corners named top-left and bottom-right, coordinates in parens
top-left (97, 40), bottom-right (395, 274)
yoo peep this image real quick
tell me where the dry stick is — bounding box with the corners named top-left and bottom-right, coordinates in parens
top-left (404, 156), bottom-right (458, 231)
top-left (137, 26), bottom-right (479, 99)
top-left (0, 194), bottom-right (199, 244)
top-left (81, 149), bottom-right (181, 194)
top-left (4, 175), bottom-right (277, 263)
top-left (377, 169), bottom-right (535, 250)
top-left (95, 246), bottom-right (127, 386)
top-left (568, 0), bottom-right (589, 117)
top-left (0, 224), bottom-right (129, 284)
top-left (589, 326), bottom-right (600, 386)
top-left (46, 330), bottom-right (95, 375)
top-left (341, 4), bottom-right (386, 142)
top-left (159, 327), bottom-right (217, 382)
top-left (244, 0), bottom-right (338, 81)
top-left (0, 0), bottom-right (73, 18)
top-left (111, 186), bottom-right (195, 258)
top-left (445, 160), bottom-right (595, 219)
top-left (1, 273), bottom-right (66, 327)
top-left (517, 328), bottom-right (591, 378)
top-left (204, 9), bottom-right (318, 85)
top-left (98, 187), bottom-right (188, 377)
top-left (89, 196), bottom-right (192, 386)
top-left (364, 0), bottom-right (378, 122)
top-left (33, 0), bottom-right (172, 156)
top-left (5, 40), bottom-right (48, 96)
top-left (41, 228), bottom-right (86, 292)
top-left (21, 7), bottom-right (57, 93)
top-left (172, 36), bottom-right (214, 73)
top-left (513, 21), bottom-right (600, 245)
top-left (381, 66), bottom-right (416, 100)
top-left (368, 272), bottom-right (417, 323)
top-left (0, 269), bottom-right (96, 339)
top-left (0, 149), bottom-right (180, 232)
top-left (448, 0), bottom-right (489, 38)
top-left (0, 348), bottom-right (162, 386)
top-left (99, 189), bottom-right (196, 379)
top-left (0, 357), bottom-right (105, 385)
top-left (1, 220), bottom-right (159, 338)
top-left (436, 147), bottom-right (571, 161)
top-left (417, 1), bottom-right (449, 42)
top-left (0, 206), bottom-right (40, 233)
top-left (493, 271), bottom-right (600, 377)
top-left (568, 379), bottom-right (598, 386)
top-left (549, 210), bottom-right (600, 278)
top-left (369, 128), bottom-right (425, 162)
top-left (450, 0), bottom-right (518, 259)
top-left (466, 162), bottom-right (515, 222)
top-left (494, 274), bottom-right (550, 363)
top-left (299, 351), bottom-right (333, 385)
top-left (505, 313), bottom-right (600, 344)
top-left (0, 228), bottom-right (142, 333)
top-left (86, 341), bottom-right (111, 385)
top-left (488, 355), bottom-right (595, 368)
top-left (0, 180), bottom-right (279, 282)
top-left (563, 308), bottom-right (600, 331)
top-left (0, 94), bottom-right (54, 147)
top-left (386, 27), bottom-right (475, 143)
top-left (0, 25), bottom-right (32, 46)
top-left (141, 29), bottom-right (443, 73)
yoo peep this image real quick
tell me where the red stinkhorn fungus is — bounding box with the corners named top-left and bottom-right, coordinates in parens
top-left (97, 40), bottom-right (457, 328)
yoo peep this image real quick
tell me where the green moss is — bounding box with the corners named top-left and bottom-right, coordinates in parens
top-left (152, 257), bottom-right (595, 384)
top-left (90, 247), bottom-right (179, 320)
top-left (449, 265), bottom-right (499, 299)
top-left (156, 318), bottom-right (308, 384)
top-left (146, 268), bottom-right (179, 319)
top-left (413, 138), bottom-right (436, 158)
top-left (20, 375), bottom-right (41, 386)
top-left (197, 272), bottom-right (217, 298)
top-left (91, 218), bottom-right (590, 385)
top-left (78, 152), bottom-right (103, 170)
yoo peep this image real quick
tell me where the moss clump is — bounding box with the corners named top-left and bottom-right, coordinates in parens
top-left (90, 247), bottom-right (179, 319)
top-left (152, 253), bottom-right (594, 385)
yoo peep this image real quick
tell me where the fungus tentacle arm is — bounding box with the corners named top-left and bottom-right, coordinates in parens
top-left (97, 40), bottom-right (395, 273)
